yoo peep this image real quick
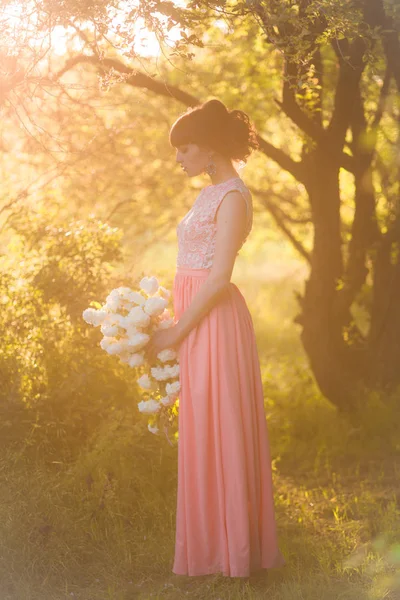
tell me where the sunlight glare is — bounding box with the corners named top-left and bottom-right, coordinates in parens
top-left (107, 0), bottom-right (188, 58)
top-left (2, 0), bottom-right (188, 58)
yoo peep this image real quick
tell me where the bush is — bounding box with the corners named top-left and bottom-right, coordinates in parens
top-left (0, 207), bottom-right (144, 460)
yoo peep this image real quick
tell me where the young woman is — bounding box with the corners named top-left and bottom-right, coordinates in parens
top-left (145, 99), bottom-right (286, 578)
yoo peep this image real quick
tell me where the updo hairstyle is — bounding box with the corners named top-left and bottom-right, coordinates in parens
top-left (169, 99), bottom-right (259, 163)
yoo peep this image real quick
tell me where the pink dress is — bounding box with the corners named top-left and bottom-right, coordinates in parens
top-left (172, 176), bottom-right (286, 577)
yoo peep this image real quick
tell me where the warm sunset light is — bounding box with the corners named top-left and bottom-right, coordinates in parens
top-left (1, 0), bottom-right (187, 57)
top-left (1, 0), bottom-right (400, 597)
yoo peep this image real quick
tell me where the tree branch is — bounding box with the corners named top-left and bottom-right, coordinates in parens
top-left (334, 81), bottom-right (381, 319)
top-left (326, 36), bottom-right (367, 151)
top-left (254, 189), bottom-right (311, 263)
top-left (276, 86), bottom-right (356, 174)
top-left (53, 56), bottom-right (200, 105)
top-left (50, 54), bottom-right (306, 182)
top-left (365, 0), bottom-right (400, 92)
top-left (256, 137), bottom-right (305, 182)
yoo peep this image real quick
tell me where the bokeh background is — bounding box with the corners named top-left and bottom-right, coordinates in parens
top-left (1, 0), bottom-right (400, 598)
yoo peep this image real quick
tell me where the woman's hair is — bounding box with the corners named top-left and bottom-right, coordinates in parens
top-left (169, 98), bottom-right (259, 163)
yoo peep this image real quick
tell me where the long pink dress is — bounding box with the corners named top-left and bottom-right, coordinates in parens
top-left (172, 176), bottom-right (285, 578)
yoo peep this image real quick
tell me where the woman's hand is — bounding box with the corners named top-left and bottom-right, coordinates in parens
top-left (145, 326), bottom-right (181, 364)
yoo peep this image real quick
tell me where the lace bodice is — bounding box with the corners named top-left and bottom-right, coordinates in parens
top-left (176, 177), bottom-right (253, 270)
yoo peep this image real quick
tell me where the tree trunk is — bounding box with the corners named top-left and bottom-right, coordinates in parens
top-left (298, 150), bottom-right (367, 409)
top-left (369, 226), bottom-right (400, 386)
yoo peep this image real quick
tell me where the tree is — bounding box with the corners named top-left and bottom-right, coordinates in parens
top-left (2, 0), bottom-right (400, 410)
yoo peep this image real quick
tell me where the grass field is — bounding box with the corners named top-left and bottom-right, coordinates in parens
top-left (1, 246), bottom-right (400, 600)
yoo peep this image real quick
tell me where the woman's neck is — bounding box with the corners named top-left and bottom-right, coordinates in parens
top-left (209, 171), bottom-right (239, 185)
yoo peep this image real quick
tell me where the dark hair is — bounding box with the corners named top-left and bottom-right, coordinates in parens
top-left (169, 98), bottom-right (259, 163)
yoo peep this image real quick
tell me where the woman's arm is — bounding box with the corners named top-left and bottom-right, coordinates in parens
top-left (174, 190), bottom-right (247, 345)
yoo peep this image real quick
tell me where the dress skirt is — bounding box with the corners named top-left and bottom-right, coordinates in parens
top-left (172, 266), bottom-right (285, 578)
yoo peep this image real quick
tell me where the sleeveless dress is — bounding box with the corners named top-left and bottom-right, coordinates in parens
top-left (172, 176), bottom-right (286, 577)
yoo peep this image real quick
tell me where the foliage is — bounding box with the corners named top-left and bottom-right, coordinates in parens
top-left (1, 2), bottom-right (400, 598)
top-left (0, 205), bottom-right (146, 458)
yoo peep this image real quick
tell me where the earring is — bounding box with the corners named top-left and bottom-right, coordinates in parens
top-left (205, 154), bottom-right (217, 176)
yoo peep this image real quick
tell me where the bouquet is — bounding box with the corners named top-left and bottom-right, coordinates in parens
top-left (82, 275), bottom-right (179, 445)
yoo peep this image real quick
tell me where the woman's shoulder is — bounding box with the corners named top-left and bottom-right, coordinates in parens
top-left (202, 177), bottom-right (251, 197)
top-left (220, 179), bottom-right (252, 204)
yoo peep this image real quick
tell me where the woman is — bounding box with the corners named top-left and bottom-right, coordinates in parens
top-left (145, 99), bottom-right (286, 578)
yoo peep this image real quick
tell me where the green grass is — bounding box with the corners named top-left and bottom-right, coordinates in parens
top-left (1, 257), bottom-right (400, 599)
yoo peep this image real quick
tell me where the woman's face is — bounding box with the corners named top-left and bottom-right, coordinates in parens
top-left (175, 142), bottom-right (210, 178)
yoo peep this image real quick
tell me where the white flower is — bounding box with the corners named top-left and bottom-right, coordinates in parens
top-left (100, 336), bottom-right (115, 350)
top-left (137, 374), bottom-right (153, 390)
top-left (126, 324), bottom-right (140, 338)
top-left (137, 398), bottom-right (161, 414)
top-left (144, 296), bottom-right (168, 317)
top-left (100, 323), bottom-right (119, 337)
top-left (157, 348), bottom-right (177, 362)
top-left (119, 351), bottom-right (144, 367)
top-left (112, 314), bottom-right (128, 327)
top-left (125, 306), bottom-right (151, 328)
top-left (105, 290), bottom-right (120, 305)
top-left (151, 364), bottom-right (180, 381)
top-left (99, 336), bottom-right (129, 355)
top-left (166, 381), bottom-right (180, 396)
top-left (115, 316), bottom-right (128, 330)
top-left (128, 353), bottom-right (145, 368)
top-left (119, 338), bottom-right (130, 351)
top-left (96, 309), bottom-right (111, 325)
top-left (165, 364), bottom-right (180, 378)
top-left (140, 276), bottom-right (159, 296)
top-left (120, 300), bottom-right (134, 312)
top-left (107, 289), bottom-right (120, 300)
top-left (127, 331), bottom-right (150, 352)
top-left (126, 291), bottom-right (146, 306)
top-left (105, 296), bottom-right (120, 312)
top-left (157, 286), bottom-right (171, 300)
top-left (157, 318), bottom-right (174, 330)
top-left (82, 308), bottom-right (108, 326)
top-left (160, 395), bottom-right (176, 407)
top-left (148, 423), bottom-right (160, 434)
top-left (105, 340), bottom-right (126, 355)
top-left (115, 286), bottom-right (133, 297)
top-left (150, 366), bottom-right (169, 381)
